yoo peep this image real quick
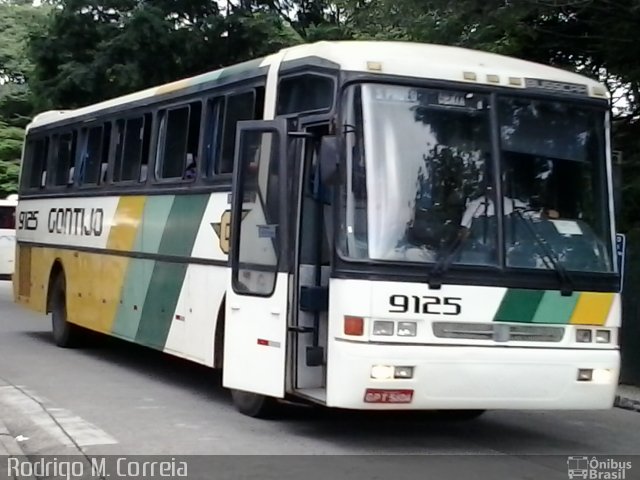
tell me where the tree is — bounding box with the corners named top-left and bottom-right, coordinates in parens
top-left (312, 0), bottom-right (640, 230)
top-left (23, 0), bottom-right (640, 227)
top-left (28, 0), bottom-right (300, 110)
top-left (0, 0), bottom-right (50, 197)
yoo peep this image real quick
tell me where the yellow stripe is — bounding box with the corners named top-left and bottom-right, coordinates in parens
top-left (155, 79), bottom-right (191, 96)
top-left (95, 196), bottom-right (147, 332)
top-left (569, 292), bottom-right (615, 326)
top-left (107, 196), bottom-right (146, 250)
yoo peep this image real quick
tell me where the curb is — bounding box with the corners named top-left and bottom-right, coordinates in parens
top-left (0, 417), bottom-right (36, 480)
top-left (614, 395), bottom-right (640, 413)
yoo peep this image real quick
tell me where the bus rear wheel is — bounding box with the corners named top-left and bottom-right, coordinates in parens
top-left (50, 274), bottom-right (81, 348)
top-left (230, 390), bottom-right (277, 418)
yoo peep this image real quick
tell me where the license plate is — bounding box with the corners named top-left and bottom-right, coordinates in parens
top-left (364, 389), bottom-right (414, 404)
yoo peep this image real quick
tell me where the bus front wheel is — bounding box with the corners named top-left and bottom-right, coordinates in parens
top-left (230, 390), bottom-right (277, 418)
top-left (439, 409), bottom-right (486, 421)
top-left (50, 275), bottom-right (81, 348)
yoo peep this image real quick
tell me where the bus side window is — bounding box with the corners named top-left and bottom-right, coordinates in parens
top-left (79, 124), bottom-right (106, 186)
top-left (100, 123), bottom-right (112, 184)
top-left (23, 137), bottom-right (49, 191)
top-left (277, 74), bottom-right (334, 115)
top-left (113, 114), bottom-right (151, 183)
top-left (204, 97), bottom-right (224, 177)
top-left (156, 101), bottom-right (202, 181)
top-left (216, 89), bottom-right (262, 175)
top-left (51, 131), bottom-right (77, 187)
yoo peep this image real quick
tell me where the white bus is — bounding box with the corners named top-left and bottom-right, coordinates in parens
top-left (14, 41), bottom-right (620, 417)
top-left (0, 195), bottom-right (17, 279)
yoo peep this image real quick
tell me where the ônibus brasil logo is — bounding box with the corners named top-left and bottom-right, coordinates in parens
top-left (567, 456), bottom-right (632, 479)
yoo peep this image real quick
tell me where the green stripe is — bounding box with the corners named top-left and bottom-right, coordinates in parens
top-left (531, 291), bottom-right (580, 324)
top-left (184, 57), bottom-right (263, 89)
top-left (135, 262), bottom-right (189, 348)
top-left (135, 196), bottom-right (175, 254)
top-left (494, 289), bottom-right (545, 323)
top-left (217, 57), bottom-right (265, 80)
top-left (112, 196), bottom-right (175, 339)
top-left (135, 194), bottom-right (209, 348)
top-left (156, 194), bottom-right (209, 257)
top-left (112, 259), bottom-right (155, 339)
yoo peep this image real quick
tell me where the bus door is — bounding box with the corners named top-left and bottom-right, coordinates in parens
top-left (223, 120), bottom-right (290, 398)
top-left (290, 123), bottom-right (334, 397)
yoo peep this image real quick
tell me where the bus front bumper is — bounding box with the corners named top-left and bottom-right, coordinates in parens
top-left (325, 340), bottom-right (619, 410)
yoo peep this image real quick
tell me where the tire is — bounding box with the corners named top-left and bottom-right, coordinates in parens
top-left (230, 389), bottom-right (278, 418)
top-left (50, 274), bottom-right (81, 348)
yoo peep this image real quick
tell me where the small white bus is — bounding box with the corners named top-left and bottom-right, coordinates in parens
top-left (0, 195), bottom-right (17, 279)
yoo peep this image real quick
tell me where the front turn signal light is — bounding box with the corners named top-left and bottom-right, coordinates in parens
top-left (344, 316), bottom-right (364, 336)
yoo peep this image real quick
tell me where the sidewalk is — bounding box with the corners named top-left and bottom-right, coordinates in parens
top-left (0, 415), bottom-right (34, 480)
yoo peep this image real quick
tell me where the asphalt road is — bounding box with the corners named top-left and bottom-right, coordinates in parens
top-left (0, 280), bottom-right (639, 479)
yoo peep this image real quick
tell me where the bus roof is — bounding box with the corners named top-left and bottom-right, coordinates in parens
top-left (0, 198), bottom-right (17, 207)
top-left (27, 40), bottom-right (607, 130)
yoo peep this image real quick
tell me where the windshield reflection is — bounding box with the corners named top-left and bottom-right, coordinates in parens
top-left (341, 83), bottom-right (495, 265)
top-left (499, 97), bottom-right (613, 272)
top-left (339, 83), bottom-right (614, 274)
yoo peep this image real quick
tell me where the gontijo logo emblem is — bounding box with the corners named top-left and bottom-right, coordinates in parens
top-left (567, 456), bottom-right (632, 479)
top-left (211, 210), bottom-right (249, 254)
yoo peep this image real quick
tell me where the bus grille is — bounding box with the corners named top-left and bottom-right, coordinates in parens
top-left (432, 322), bottom-right (565, 343)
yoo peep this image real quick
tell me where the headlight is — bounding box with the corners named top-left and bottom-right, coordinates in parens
top-left (577, 369), bottom-right (593, 381)
top-left (397, 321), bottom-right (417, 337)
top-left (394, 366), bottom-right (414, 379)
top-left (373, 321), bottom-right (394, 336)
top-left (371, 365), bottom-right (394, 380)
top-left (595, 330), bottom-right (611, 344)
top-left (576, 329), bottom-right (592, 343)
top-left (592, 368), bottom-right (614, 384)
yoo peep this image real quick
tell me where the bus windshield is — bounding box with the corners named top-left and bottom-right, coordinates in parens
top-left (339, 83), bottom-right (614, 274)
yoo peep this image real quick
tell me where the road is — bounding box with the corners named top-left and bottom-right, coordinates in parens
top-left (0, 280), bottom-right (639, 479)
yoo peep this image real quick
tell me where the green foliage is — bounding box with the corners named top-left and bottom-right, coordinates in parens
top-left (321, 0), bottom-right (640, 230)
top-left (28, 0), bottom-right (301, 109)
top-left (0, 120), bottom-right (23, 197)
top-left (0, 0), bottom-right (48, 197)
top-left (0, 158), bottom-right (20, 197)
top-left (9, 0), bottom-right (640, 228)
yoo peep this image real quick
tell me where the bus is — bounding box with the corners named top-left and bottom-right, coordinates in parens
top-left (0, 195), bottom-right (17, 280)
top-left (14, 41), bottom-right (620, 417)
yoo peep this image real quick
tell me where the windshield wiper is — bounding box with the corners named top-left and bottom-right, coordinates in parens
top-left (428, 233), bottom-right (469, 289)
top-left (427, 209), bottom-right (575, 295)
top-left (513, 209), bottom-right (574, 296)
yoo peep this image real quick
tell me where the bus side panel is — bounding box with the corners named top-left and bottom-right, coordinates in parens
top-left (163, 264), bottom-right (227, 366)
top-left (69, 249), bottom-right (131, 334)
top-left (162, 192), bottom-right (231, 366)
top-left (14, 244), bottom-right (125, 336)
top-left (14, 243), bottom-right (54, 314)
top-left (14, 192), bottom-right (231, 367)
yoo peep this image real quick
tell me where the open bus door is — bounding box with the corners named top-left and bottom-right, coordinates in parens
top-left (223, 120), bottom-right (290, 416)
